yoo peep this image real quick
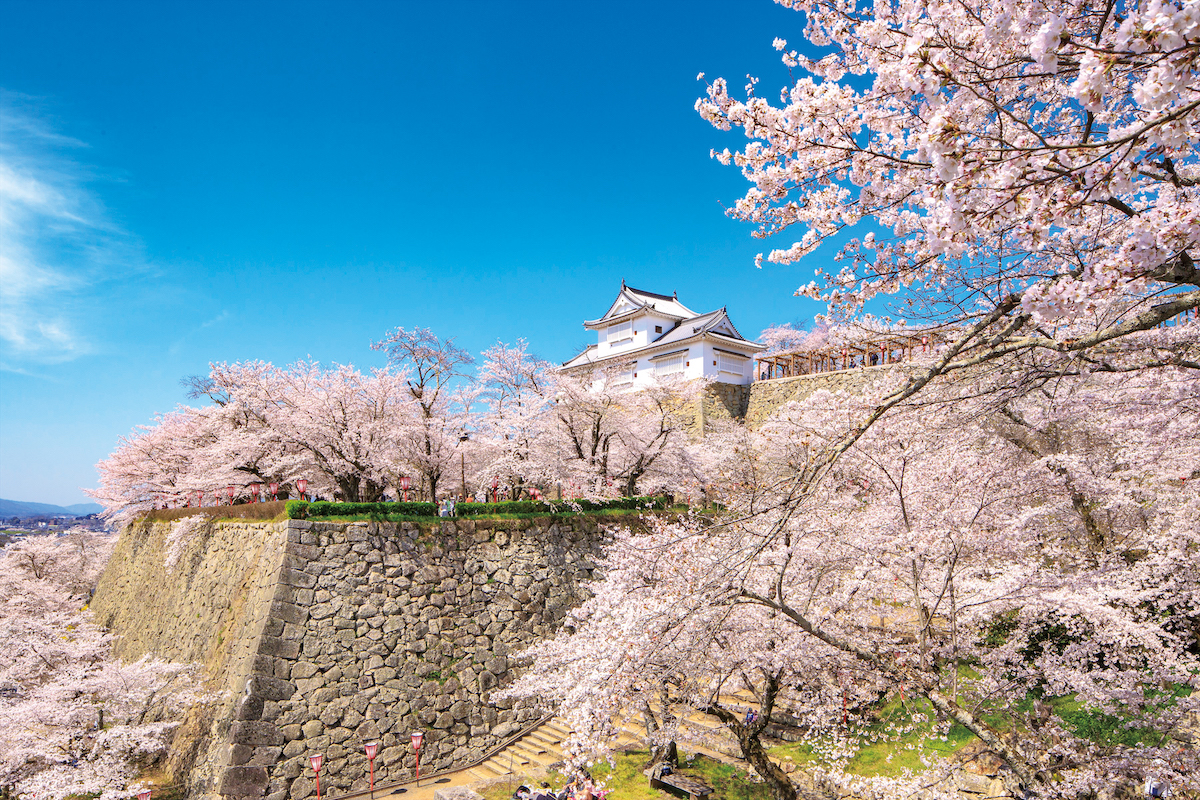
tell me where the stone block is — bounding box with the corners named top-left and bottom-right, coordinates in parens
top-left (270, 600), bottom-right (310, 625)
top-left (290, 542), bottom-right (321, 560)
top-left (275, 584), bottom-right (315, 606)
top-left (280, 567), bottom-right (317, 589)
top-left (236, 694), bottom-right (265, 721)
top-left (259, 636), bottom-right (301, 660)
top-left (250, 745), bottom-right (283, 766)
top-left (288, 775), bottom-right (315, 800)
top-left (301, 719), bottom-right (324, 739)
top-left (291, 661), bottom-right (319, 680)
top-left (252, 676), bottom-right (297, 701)
top-left (229, 743), bottom-right (254, 765)
top-left (218, 765), bottom-right (269, 798)
top-left (231, 721), bottom-right (285, 747)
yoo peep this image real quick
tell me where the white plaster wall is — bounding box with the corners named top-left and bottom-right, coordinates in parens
top-left (700, 344), bottom-right (754, 385)
top-left (596, 312), bottom-right (675, 357)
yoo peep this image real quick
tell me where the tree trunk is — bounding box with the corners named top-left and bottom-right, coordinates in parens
top-left (699, 672), bottom-right (796, 800)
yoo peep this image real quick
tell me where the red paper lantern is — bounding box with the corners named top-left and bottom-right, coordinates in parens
top-left (411, 732), bottom-right (424, 782)
top-left (364, 742), bottom-right (379, 791)
top-left (309, 753), bottom-right (324, 800)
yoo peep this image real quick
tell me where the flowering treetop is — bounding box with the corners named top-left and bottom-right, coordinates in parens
top-left (699, 0), bottom-right (1200, 349)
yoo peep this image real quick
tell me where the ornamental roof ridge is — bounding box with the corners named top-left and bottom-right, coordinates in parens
top-left (584, 283), bottom-right (698, 328)
top-left (623, 285), bottom-right (677, 303)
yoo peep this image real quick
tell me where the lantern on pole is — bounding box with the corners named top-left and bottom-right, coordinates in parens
top-left (399, 475), bottom-right (411, 502)
top-left (138, 790), bottom-right (152, 800)
top-left (309, 753), bottom-right (324, 800)
top-left (364, 741), bottom-right (379, 794)
top-left (921, 335), bottom-right (929, 353)
top-left (198, 490), bottom-right (205, 508)
top-left (250, 483), bottom-right (262, 503)
top-left (296, 479), bottom-right (309, 501)
top-left (226, 486), bottom-right (235, 505)
top-left (269, 481), bottom-right (280, 501)
top-left (491, 476), bottom-right (499, 503)
top-left (411, 731), bottom-right (424, 783)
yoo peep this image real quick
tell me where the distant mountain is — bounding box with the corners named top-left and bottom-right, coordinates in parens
top-left (0, 498), bottom-right (103, 518)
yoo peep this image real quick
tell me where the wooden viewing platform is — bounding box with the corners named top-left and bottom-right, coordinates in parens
top-left (755, 332), bottom-right (946, 381)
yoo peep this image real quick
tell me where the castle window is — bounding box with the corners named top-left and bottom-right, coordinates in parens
top-left (656, 354), bottom-right (686, 376)
top-left (607, 320), bottom-right (633, 344)
top-left (718, 353), bottom-right (746, 375)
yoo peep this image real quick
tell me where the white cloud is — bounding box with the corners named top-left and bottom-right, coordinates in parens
top-left (0, 92), bottom-right (146, 364)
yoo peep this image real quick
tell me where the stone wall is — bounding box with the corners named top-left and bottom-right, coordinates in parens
top-left (92, 515), bottom-right (610, 800)
top-left (744, 365), bottom-right (919, 429)
top-left (91, 518), bottom-right (291, 795)
top-left (702, 382), bottom-right (751, 424)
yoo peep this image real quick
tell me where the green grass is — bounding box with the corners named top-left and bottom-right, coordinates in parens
top-left (769, 697), bottom-right (976, 778)
top-left (768, 678), bottom-right (1183, 779)
top-left (306, 508), bottom-right (665, 523)
top-left (476, 750), bottom-right (771, 800)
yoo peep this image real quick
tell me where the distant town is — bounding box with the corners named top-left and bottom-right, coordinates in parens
top-left (0, 498), bottom-right (110, 537)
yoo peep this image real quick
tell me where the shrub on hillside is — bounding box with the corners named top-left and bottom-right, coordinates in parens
top-left (284, 496), bottom-right (670, 519)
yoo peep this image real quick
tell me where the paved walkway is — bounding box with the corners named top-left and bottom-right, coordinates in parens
top-left (352, 701), bottom-right (760, 800)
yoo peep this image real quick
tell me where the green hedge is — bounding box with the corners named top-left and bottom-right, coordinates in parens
top-left (286, 500), bottom-right (437, 519)
top-left (285, 496), bottom-right (670, 520)
top-left (456, 495), bottom-right (670, 515)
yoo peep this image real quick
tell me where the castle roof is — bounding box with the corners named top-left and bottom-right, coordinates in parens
top-left (582, 281), bottom-right (698, 329)
top-left (563, 283), bottom-right (764, 370)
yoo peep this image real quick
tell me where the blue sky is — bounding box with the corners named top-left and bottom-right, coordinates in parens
top-left (0, 0), bottom-right (832, 506)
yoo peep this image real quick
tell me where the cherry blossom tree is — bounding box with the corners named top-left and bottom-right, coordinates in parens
top-left (544, 368), bottom-right (704, 498)
top-left (93, 360), bottom-right (423, 521)
top-left (700, 0), bottom-right (1200, 339)
top-left (699, 0), bottom-right (1200, 486)
top-left (372, 327), bottom-right (475, 499)
top-left (504, 354), bottom-right (1200, 798)
top-left (205, 360), bottom-right (411, 503)
top-left (0, 532), bottom-right (205, 800)
top-left (474, 340), bottom-right (555, 497)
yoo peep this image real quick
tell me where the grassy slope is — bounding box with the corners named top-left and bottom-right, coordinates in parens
top-left (476, 751), bottom-right (772, 800)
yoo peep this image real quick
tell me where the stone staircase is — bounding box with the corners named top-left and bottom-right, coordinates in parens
top-left (463, 703), bottom-right (751, 786)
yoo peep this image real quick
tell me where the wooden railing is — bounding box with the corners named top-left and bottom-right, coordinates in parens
top-left (756, 332), bottom-right (945, 381)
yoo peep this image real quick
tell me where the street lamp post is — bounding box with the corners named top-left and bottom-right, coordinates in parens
top-left (309, 754), bottom-right (324, 800)
top-left (226, 486), bottom-right (235, 505)
top-left (411, 731), bottom-right (424, 784)
top-left (198, 490), bottom-right (204, 508)
top-left (400, 475), bottom-right (411, 502)
top-left (269, 481), bottom-right (280, 501)
top-left (250, 483), bottom-right (262, 503)
top-left (296, 479), bottom-right (309, 502)
top-left (365, 742), bottom-right (379, 795)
